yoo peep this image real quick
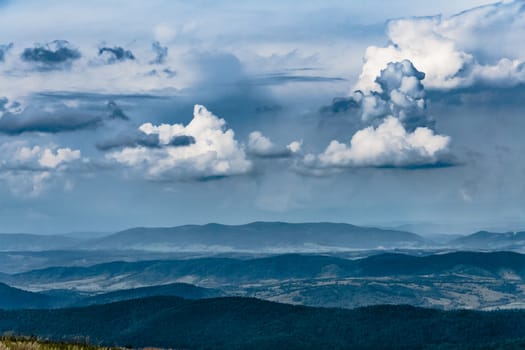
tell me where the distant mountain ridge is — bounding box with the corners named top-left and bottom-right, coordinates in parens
top-left (451, 230), bottom-right (525, 250)
top-left (4, 222), bottom-right (525, 254)
top-left (85, 221), bottom-right (427, 252)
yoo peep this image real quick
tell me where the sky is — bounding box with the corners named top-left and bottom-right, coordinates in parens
top-left (0, 0), bottom-right (524, 234)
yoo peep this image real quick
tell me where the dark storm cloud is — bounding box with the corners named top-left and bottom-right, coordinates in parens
top-left (21, 40), bottom-right (81, 68)
top-left (168, 135), bottom-right (196, 147)
top-left (0, 42), bottom-right (13, 61)
top-left (150, 41), bottom-right (168, 64)
top-left (96, 131), bottom-right (195, 151)
top-left (96, 131), bottom-right (161, 151)
top-left (0, 100), bottom-right (129, 135)
top-left (0, 112), bottom-right (102, 134)
top-left (98, 46), bottom-right (135, 63)
top-left (248, 148), bottom-right (295, 159)
top-left (391, 160), bottom-right (459, 170)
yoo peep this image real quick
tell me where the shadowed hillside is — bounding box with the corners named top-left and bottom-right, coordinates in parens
top-left (0, 283), bottom-right (56, 310)
top-left (1, 297), bottom-right (525, 349)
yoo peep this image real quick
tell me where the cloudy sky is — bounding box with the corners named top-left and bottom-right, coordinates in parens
top-left (1, 0), bottom-right (524, 234)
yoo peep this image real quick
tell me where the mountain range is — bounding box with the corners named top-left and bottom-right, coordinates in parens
top-left (2, 222), bottom-right (525, 254)
top-left (84, 222), bottom-right (428, 251)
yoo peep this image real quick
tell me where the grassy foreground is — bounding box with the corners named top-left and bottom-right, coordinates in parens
top-left (0, 337), bottom-right (118, 350)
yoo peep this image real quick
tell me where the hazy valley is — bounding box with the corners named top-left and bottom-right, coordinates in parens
top-left (1, 222), bottom-right (525, 312)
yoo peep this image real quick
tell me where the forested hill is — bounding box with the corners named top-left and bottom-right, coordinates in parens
top-left (1, 296), bottom-right (525, 350)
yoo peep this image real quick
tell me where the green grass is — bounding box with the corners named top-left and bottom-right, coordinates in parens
top-left (0, 336), bottom-right (119, 350)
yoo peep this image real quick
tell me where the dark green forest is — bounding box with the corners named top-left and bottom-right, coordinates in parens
top-left (1, 296), bottom-right (525, 349)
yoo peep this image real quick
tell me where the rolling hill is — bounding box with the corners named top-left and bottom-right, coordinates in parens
top-left (0, 281), bottom-right (224, 309)
top-left (2, 252), bottom-right (525, 310)
top-left (0, 282), bottom-right (57, 309)
top-left (2, 251), bottom-right (524, 300)
top-left (75, 282), bottom-right (224, 306)
top-left (6, 251), bottom-right (525, 288)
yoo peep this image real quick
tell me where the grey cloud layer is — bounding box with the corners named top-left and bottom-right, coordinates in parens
top-left (0, 113), bottom-right (101, 134)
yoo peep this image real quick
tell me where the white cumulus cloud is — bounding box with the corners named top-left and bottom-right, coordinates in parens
top-left (355, 0), bottom-right (525, 91)
top-left (7, 144), bottom-right (81, 170)
top-left (247, 131), bottom-right (302, 158)
top-left (0, 142), bottom-right (82, 196)
top-left (108, 104), bottom-right (252, 180)
top-left (303, 116), bottom-right (450, 169)
top-left (38, 147), bottom-right (81, 168)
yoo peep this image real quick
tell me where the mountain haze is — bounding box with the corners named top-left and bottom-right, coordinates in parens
top-left (0, 234), bottom-right (80, 251)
